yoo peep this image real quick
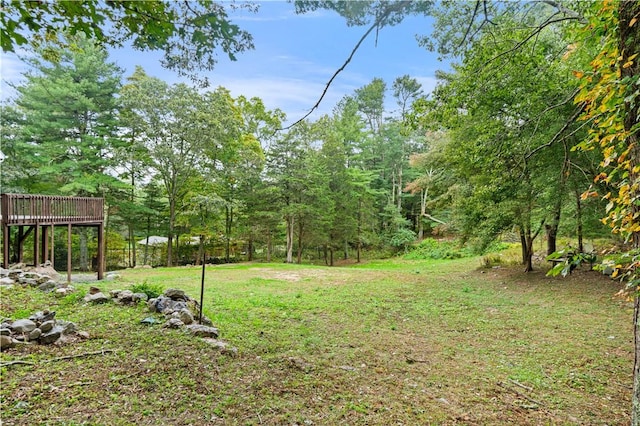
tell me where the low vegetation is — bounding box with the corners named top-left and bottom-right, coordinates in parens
top-left (0, 257), bottom-right (631, 425)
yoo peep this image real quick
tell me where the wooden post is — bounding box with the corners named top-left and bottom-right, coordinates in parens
top-left (42, 225), bottom-right (49, 263)
top-left (33, 223), bottom-right (40, 267)
top-left (50, 225), bottom-right (55, 268)
top-left (18, 226), bottom-right (24, 263)
top-left (67, 224), bottom-right (72, 284)
top-left (97, 223), bottom-right (104, 280)
top-left (2, 223), bottom-right (8, 269)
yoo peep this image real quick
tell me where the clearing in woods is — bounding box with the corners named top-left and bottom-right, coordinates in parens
top-left (0, 257), bottom-right (632, 425)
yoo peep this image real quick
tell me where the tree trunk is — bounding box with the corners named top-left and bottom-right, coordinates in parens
top-left (344, 240), bottom-right (349, 260)
top-left (143, 216), bottom-right (150, 266)
top-left (519, 227), bottom-right (527, 265)
top-left (225, 205), bottom-right (232, 263)
top-left (79, 228), bottom-right (88, 272)
top-left (285, 216), bottom-right (294, 263)
top-left (524, 232), bottom-right (534, 273)
top-left (619, 2), bottom-right (640, 423)
top-left (247, 236), bottom-right (254, 261)
top-left (296, 219), bottom-right (303, 264)
top-left (575, 188), bottom-right (584, 253)
top-left (167, 198), bottom-right (175, 267)
top-left (329, 246), bottom-right (334, 266)
top-left (266, 229), bottom-right (272, 262)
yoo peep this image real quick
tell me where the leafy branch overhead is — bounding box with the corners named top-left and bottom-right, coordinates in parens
top-left (0, 0), bottom-right (256, 82)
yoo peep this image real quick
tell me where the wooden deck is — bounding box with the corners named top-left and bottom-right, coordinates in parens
top-left (1, 194), bottom-right (105, 280)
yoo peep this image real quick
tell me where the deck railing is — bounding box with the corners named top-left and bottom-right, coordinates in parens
top-left (1, 194), bottom-right (104, 225)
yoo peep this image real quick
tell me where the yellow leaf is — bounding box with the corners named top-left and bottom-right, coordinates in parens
top-left (631, 17), bottom-right (637, 27)
top-left (623, 61), bottom-right (634, 68)
top-left (573, 70), bottom-right (584, 79)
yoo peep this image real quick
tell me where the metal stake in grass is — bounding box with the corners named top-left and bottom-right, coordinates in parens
top-left (199, 233), bottom-right (205, 324)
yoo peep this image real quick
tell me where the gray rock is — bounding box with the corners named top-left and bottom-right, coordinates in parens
top-left (185, 324), bottom-right (219, 338)
top-left (178, 308), bottom-right (194, 325)
top-left (8, 270), bottom-right (22, 279)
top-left (117, 290), bottom-right (134, 301)
top-left (84, 292), bottom-right (109, 304)
top-left (0, 268), bottom-right (9, 277)
top-left (202, 338), bottom-right (238, 357)
top-left (56, 320), bottom-right (77, 335)
top-left (164, 288), bottom-right (186, 301)
top-left (19, 278), bottom-right (38, 287)
top-left (109, 289), bottom-right (122, 298)
top-left (0, 335), bottom-right (15, 350)
top-left (133, 292), bottom-right (148, 303)
top-left (39, 326), bottom-right (62, 344)
top-left (28, 328), bottom-right (42, 341)
top-left (20, 271), bottom-right (40, 280)
top-left (29, 310), bottom-right (56, 324)
top-left (163, 318), bottom-right (184, 329)
top-left (0, 328), bottom-right (10, 336)
top-left (201, 316), bottom-right (213, 327)
top-left (147, 298), bottom-right (158, 312)
top-left (10, 319), bottom-right (37, 333)
top-left (38, 281), bottom-right (56, 292)
top-left (55, 287), bottom-right (74, 296)
top-left (0, 277), bottom-right (14, 286)
top-left (152, 296), bottom-right (187, 314)
top-left (36, 275), bottom-right (51, 285)
top-left (39, 320), bottom-right (55, 333)
top-left (106, 273), bottom-right (121, 281)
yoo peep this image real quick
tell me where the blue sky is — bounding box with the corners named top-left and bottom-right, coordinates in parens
top-left (0, 1), bottom-right (448, 125)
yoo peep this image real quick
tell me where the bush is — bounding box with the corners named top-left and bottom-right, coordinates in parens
top-left (130, 281), bottom-right (163, 299)
top-left (404, 238), bottom-right (473, 260)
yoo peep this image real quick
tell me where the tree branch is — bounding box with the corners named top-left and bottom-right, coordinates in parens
top-left (525, 103), bottom-right (585, 160)
top-left (280, 2), bottom-right (411, 130)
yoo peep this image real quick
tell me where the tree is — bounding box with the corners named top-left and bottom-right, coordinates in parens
top-left (1, 1), bottom-right (256, 82)
top-left (571, 1), bottom-right (640, 421)
top-left (4, 34), bottom-right (125, 270)
top-left (120, 69), bottom-right (213, 266)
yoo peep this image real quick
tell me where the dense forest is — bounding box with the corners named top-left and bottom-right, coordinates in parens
top-left (1, 1), bottom-right (620, 272)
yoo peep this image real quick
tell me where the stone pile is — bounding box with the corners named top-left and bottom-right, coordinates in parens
top-left (0, 310), bottom-right (81, 350)
top-left (0, 262), bottom-right (74, 296)
top-left (147, 288), bottom-right (219, 337)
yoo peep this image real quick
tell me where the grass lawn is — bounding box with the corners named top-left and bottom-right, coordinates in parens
top-left (0, 257), bottom-right (632, 425)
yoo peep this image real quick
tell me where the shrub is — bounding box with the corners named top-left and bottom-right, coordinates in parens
top-left (404, 238), bottom-right (473, 260)
top-left (130, 281), bottom-right (163, 299)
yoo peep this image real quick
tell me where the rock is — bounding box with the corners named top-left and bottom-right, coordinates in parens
top-left (56, 320), bottom-right (77, 335)
top-left (39, 320), bottom-right (55, 333)
top-left (28, 328), bottom-right (42, 341)
top-left (164, 288), bottom-right (187, 301)
top-left (185, 324), bottom-right (219, 338)
top-left (178, 308), bottom-right (194, 325)
top-left (163, 318), bottom-right (184, 329)
top-left (0, 277), bottom-right (14, 286)
top-left (0, 328), bottom-right (10, 336)
top-left (9, 263), bottom-right (25, 270)
top-left (19, 278), bottom-right (38, 287)
top-left (147, 298), bottom-right (158, 312)
top-left (119, 289), bottom-right (134, 299)
top-left (38, 281), bottom-right (56, 292)
top-left (8, 270), bottom-right (22, 280)
top-left (84, 292), bottom-right (109, 304)
top-left (89, 286), bottom-right (101, 295)
top-left (10, 319), bottom-right (37, 333)
top-left (29, 310), bottom-right (56, 324)
top-left (202, 338), bottom-right (238, 357)
top-left (152, 296), bottom-right (187, 314)
top-left (55, 287), bottom-right (74, 296)
top-left (0, 335), bottom-right (15, 350)
top-left (36, 275), bottom-right (51, 285)
top-left (200, 316), bottom-right (213, 327)
top-left (132, 292), bottom-right (148, 303)
top-left (109, 290), bottom-right (122, 298)
top-left (0, 268), bottom-right (9, 277)
top-left (39, 326), bottom-right (62, 344)
top-left (76, 330), bottom-right (90, 339)
top-left (106, 273), bottom-right (121, 281)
